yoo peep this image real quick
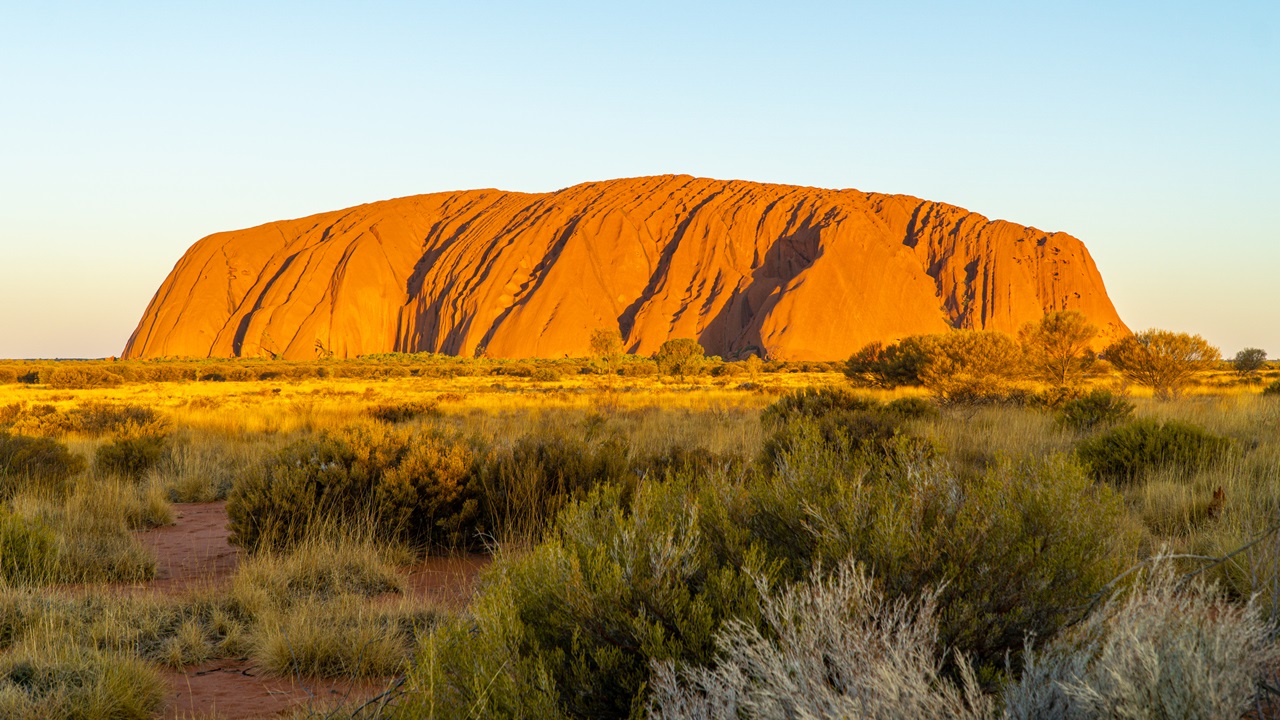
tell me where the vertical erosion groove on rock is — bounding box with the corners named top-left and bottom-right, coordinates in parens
top-left (123, 175), bottom-right (1128, 361)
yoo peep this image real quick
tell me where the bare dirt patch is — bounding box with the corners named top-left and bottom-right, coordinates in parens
top-left (136, 502), bottom-right (240, 593)
top-left (163, 659), bottom-right (398, 719)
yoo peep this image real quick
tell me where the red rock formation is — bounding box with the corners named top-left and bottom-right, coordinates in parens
top-left (122, 175), bottom-right (1128, 361)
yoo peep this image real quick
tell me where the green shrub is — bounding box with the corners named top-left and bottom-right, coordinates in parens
top-left (753, 433), bottom-right (1132, 675)
top-left (1232, 347), bottom-right (1268, 376)
top-left (884, 396), bottom-right (938, 419)
top-left (760, 387), bottom-right (878, 428)
top-left (1057, 389), bottom-right (1135, 432)
top-left (368, 400), bottom-right (439, 424)
top-left (1076, 419), bottom-right (1235, 483)
top-left (1104, 329), bottom-right (1220, 399)
top-left (0, 433), bottom-right (84, 497)
top-left (530, 366), bottom-right (562, 382)
top-left (0, 511), bottom-right (58, 584)
top-left (407, 479), bottom-right (760, 720)
top-left (1264, 379), bottom-right (1280, 396)
top-left (618, 359), bottom-right (658, 377)
top-left (633, 444), bottom-right (743, 482)
top-left (843, 336), bottom-right (939, 387)
top-left (654, 339), bottom-right (707, 379)
top-left (228, 426), bottom-right (481, 552)
top-left (759, 389), bottom-right (925, 464)
top-left (472, 432), bottom-right (630, 546)
top-left (94, 436), bottom-right (169, 480)
top-left (920, 331), bottom-right (1028, 403)
top-left (39, 366), bottom-right (125, 389)
top-left (75, 402), bottom-right (167, 437)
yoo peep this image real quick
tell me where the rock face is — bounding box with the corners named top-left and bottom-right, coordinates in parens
top-left (123, 175), bottom-right (1128, 361)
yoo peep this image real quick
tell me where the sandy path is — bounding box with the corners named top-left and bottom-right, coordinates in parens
top-left (137, 502), bottom-right (240, 593)
top-left (128, 503), bottom-right (489, 718)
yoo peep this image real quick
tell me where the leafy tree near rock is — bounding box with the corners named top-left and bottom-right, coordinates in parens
top-left (1018, 310), bottom-right (1098, 388)
top-left (589, 328), bottom-right (625, 374)
top-left (654, 339), bottom-right (707, 380)
top-left (1232, 347), bottom-right (1268, 377)
top-left (843, 336), bottom-right (939, 388)
top-left (1105, 329), bottom-right (1220, 399)
top-left (919, 330), bottom-right (1026, 401)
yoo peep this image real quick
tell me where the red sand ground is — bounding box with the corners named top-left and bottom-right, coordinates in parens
top-left (127, 503), bottom-right (488, 719)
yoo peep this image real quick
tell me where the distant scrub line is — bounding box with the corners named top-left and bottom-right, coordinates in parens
top-left (0, 354), bottom-right (840, 389)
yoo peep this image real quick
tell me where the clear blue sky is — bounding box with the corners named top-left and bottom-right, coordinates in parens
top-left (1, 2), bottom-right (1276, 359)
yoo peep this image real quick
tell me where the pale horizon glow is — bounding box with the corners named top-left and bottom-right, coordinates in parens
top-left (1, 2), bottom-right (1277, 359)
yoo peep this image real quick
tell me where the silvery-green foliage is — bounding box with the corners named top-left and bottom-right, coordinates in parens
top-left (1004, 562), bottom-right (1278, 720)
top-left (648, 559), bottom-right (996, 720)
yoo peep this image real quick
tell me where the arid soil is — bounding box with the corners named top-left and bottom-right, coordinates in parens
top-left (129, 504), bottom-right (487, 718)
top-left (122, 175), bottom-right (1128, 362)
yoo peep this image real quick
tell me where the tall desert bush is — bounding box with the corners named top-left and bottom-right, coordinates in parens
top-left (920, 330), bottom-right (1028, 403)
top-left (1105, 329), bottom-right (1220, 399)
top-left (1018, 310), bottom-right (1099, 389)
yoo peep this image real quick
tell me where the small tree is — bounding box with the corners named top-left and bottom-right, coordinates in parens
top-left (1232, 347), bottom-right (1268, 377)
top-left (589, 328), bottom-right (625, 374)
top-left (1018, 310), bottom-right (1098, 388)
top-left (1104, 330), bottom-right (1220, 400)
top-left (654, 339), bottom-right (706, 380)
top-left (920, 330), bottom-right (1025, 401)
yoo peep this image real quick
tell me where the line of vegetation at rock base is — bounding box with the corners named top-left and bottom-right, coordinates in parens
top-left (0, 314), bottom-right (1274, 397)
top-left (0, 316), bottom-right (1279, 717)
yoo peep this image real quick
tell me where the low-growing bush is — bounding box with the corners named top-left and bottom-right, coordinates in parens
top-left (843, 336), bottom-right (939, 387)
top-left (0, 434), bottom-right (85, 497)
top-left (1057, 389), bottom-right (1135, 432)
top-left (920, 331), bottom-right (1028, 403)
top-left (94, 435), bottom-right (169, 480)
top-left (759, 389), bottom-right (927, 464)
top-left (760, 387), bottom-right (878, 428)
top-left (1076, 419), bottom-right (1235, 483)
top-left (648, 561), bottom-right (993, 720)
top-left (1004, 564), bottom-right (1278, 719)
top-left (229, 426), bottom-right (481, 552)
top-left (368, 400), bottom-right (439, 424)
top-left (408, 441), bottom-right (1135, 717)
top-left (472, 431), bottom-right (630, 547)
top-left (39, 366), bottom-right (125, 389)
top-left (1264, 379), bottom-right (1280, 396)
top-left (75, 402), bottom-right (167, 437)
